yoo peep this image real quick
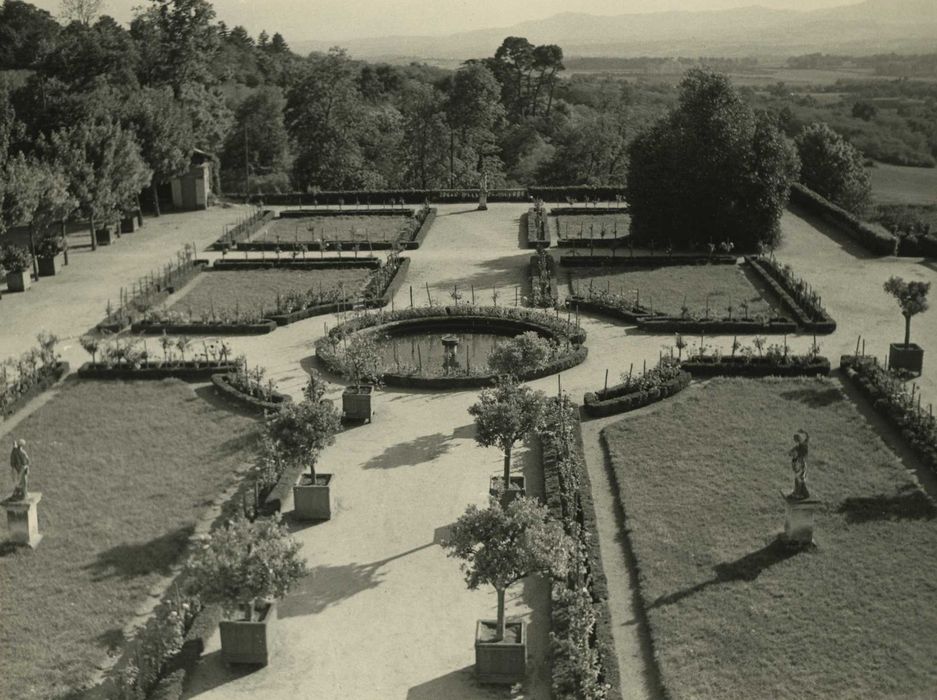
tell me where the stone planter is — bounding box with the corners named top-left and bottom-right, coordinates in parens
top-left (342, 385), bottom-right (373, 422)
top-left (219, 601), bottom-right (275, 666)
top-left (95, 226), bottom-right (115, 246)
top-left (293, 473), bottom-right (332, 521)
top-left (488, 475), bottom-right (526, 503)
top-left (5, 270), bottom-right (31, 292)
top-left (37, 255), bottom-right (61, 277)
top-left (475, 619), bottom-right (526, 684)
top-left (889, 342), bottom-right (924, 374)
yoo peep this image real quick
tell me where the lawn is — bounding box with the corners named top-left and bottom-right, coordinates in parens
top-left (553, 213), bottom-right (631, 241)
top-left (869, 162), bottom-right (937, 205)
top-left (166, 268), bottom-right (371, 319)
top-left (0, 379), bottom-right (259, 698)
top-left (258, 215), bottom-right (411, 245)
top-left (603, 378), bottom-right (937, 699)
top-left (566, 263), bottom-right (778, 318)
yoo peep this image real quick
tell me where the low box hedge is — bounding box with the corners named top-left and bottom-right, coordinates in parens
top-left (549, 206), bottom-right (629, 216)
top-left (745, 256), bottom-right (836, 334)
top-left (210, 210), bottom-right (275, 250)
top-left (277, 208), bottom-right (414, 218)
top-left (130, 319), bottom-right (277, 336)
top-left (210, 373), bottom-right (292, 414)
top-left (77, 361), bottom-right (239, 381)
top-left (211, 258), bottom-right (380, 271)
top-left (584, 370), bottom-right (691, 417)
top-left (681, 354), bottom-right (831, 378)
top-left (789, 183), bottom-right (897, 256)
top-left (1, 361), bottom-right (69, 420)
top-left (560, 254), bottom-right (738, 267)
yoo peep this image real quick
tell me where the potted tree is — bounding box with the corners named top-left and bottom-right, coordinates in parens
top-left (444, 497), bottom-right (572, 684)
top-left (186, 514), bottom-right (306, 666)
top-left (341, 334), bottom-right (382, 422)
top-left (1, 244), bottom-right (34, 292)
top-left (35, 235), bottom-right (64, 277)
top-left (266, 374), bottom-right (343, 521)
top-left (468, 379), bottom-right (545, 503)
top-left (884, 276), bottom-right (930, 374)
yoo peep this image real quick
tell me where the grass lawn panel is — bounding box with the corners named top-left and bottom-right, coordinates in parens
top-left (0, 379), bottom-right (259, 697)
top-left (167, 268), bottom-right (370, 318)
top-left (868, 162), bottom-right (937, 206)
top-left (567, 264), bottom-right (778, 318)
top-left (602, 377), bottom-right (937, 699)
top-left (554, 213), bottom-right (631, 240)
top-left (261, 215), bottom-right (411, 244)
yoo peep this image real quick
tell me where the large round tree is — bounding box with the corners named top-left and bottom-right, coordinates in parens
top-left (796, 122), bottom-right (871, 215)
top-left (626, 70), bottom-right (799, 252)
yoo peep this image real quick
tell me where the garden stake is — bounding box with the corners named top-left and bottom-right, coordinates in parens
top-left (471, 285), bottom-right (475, 305)
top-left (604, 369), bottom-right (609, 391)
top-left (426, 282), bottom-right (432, 305)
top-left (417, 345), bottom-right (423, 372)
top-left (410, 286), bottom-right (414, 308)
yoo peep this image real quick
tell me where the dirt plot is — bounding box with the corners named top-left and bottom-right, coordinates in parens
top-left (166, 268), bottom-right (371, 318)
top-left (566, 263), bottom-right (780, 318)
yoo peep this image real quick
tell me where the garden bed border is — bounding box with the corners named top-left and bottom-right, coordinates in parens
top-left (681, 355), bottom-right (831, 378)
top-left (1, 361), bottom-right (70, 420)
top-left (77, 361), bottom-right (239, 381)
top-left (209, 373), bottom-right (292, 414)
top-left (583, 370), bottom-right (692, 417)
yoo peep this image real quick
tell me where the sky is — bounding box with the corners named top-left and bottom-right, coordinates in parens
top-left (31, 0), bottom-right (861, 42)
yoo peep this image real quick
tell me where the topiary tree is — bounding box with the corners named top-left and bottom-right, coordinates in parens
top-left (468, 378), bottom-right (545, 495)
top-left (883, 276), bottom-right (930, 348)
top-left (186, 514), bottom-right (306, 621)
top-left (445, 496), bottom-right (573, 642)
top-left (265, 396), bottom-right (342, 481)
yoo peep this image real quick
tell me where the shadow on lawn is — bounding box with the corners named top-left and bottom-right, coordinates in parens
top-left (779, 386), bottom-right (844, 408)
top-left (362, 431), bottom-right (453, 469)
top-left (837, 487), bottom-right (937, 524)
top-left (85, 524), bottom-right (195, 580)
top-left (648, 537), bottom-right (802, 610)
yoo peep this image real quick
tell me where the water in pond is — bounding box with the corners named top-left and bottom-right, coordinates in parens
top-left (376, 331), bottom-right (509, 376)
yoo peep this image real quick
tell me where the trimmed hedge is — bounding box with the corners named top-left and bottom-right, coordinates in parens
top-left (746, 256), bottom-right (837, 334)
top-left (210, 373), bottom-right (292, 414)
top-left (789, 183), bottom-right (897, 256)
top-left (565, 296), bottom-right (654, 324)
top-left (1, 361), bottom-right (69, 420)
top-left (211, 257), bottom-right (380, 271)
top-left (227, 186), bottom-right (628, 206)
top-left (130, 319), bottom-right (277, 336)
top-left (540, 402), bottom-right (623, 700)
top-left (681, 354), bottom-right (831, 378)
top-left (277, 208), bottom-right (412, 217)
top-left (840, 355), bottom-right (937, 474)
top-left (560, 254), bottom-right (738, 267)
top-left (77, 361), bottom-right (238, 381)
top-left (584, 370), bottom-right (691, 417)
top-left (549, 207), bottom-right (629, 216)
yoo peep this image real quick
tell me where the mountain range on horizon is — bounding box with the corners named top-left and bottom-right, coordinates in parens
top-left (291, 0), bottom-right (937, 62)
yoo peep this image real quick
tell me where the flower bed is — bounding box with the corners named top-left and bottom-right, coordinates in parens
top-left (211, 257), bottom-right (381, 271)
top-left (1, 361), bottom-right (69, 419)
top-left (526, 205), bottom-right (551, 248)
top-left (78, 361), bottom-right (239, 381)
top-left (209, 209), bottom-right (275, 250)
top-left (746, 255), bottom-right (836, 334)
top-left (789, 183), bottom-right (897, 255)
top-left (539, 396), bottom-right (622, 699)
top-left (210, 373), bottom-right (292, 414)
top-left (131, 319), bottom-right (277, 335)
top-left (529, 250), bottom-right (558, 308)
top-left (584, 363), bottom-right (691, 417)
top-left (277, 208), bottom-right (414, 218)
top-left (681, 353), bottom-right (831, 378)
top-left (840, 354), bottom-right (937, 473)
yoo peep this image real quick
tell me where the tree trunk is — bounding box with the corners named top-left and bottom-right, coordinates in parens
top-left (496, 588), bottom-right (506, 642)
top-left (152, 182), bottom-right (161, 217)
top-left (61, 220), bottom-right (69, 266)
top-left (28, 224), bottom-right (38, 278)
top-left (90, 213), bottom-right (97, 251)
top-left (905, 314), bottom-right (912, 347)
top-left (503, 444), bottom-right (512, 492)
top-left (244, 598), bottom-right (256, 622)
top-left (136, 194), bottom-right (144, 227)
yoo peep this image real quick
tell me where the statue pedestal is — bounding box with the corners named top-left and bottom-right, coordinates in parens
top-left (3, 492), bottom-right (43, 548)
top-left (781, 493), bottom-right (820, 547)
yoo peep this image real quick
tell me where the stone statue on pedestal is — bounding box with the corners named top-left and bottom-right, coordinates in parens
top-left (10, 439), bottom-right (30, 501)
top-left (787, 429), bottom-right (809, 500)
top-left (478, 171), bottom-right (489, 211)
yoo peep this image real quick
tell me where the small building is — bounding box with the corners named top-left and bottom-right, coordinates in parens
top-left (171, 149), bottom-right (214, 211)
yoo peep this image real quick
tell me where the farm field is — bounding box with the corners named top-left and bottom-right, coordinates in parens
top-left (257, 215), bottom-right (411, 246)
top-left (566, 262), bottom-right (780, 318)
top-left (165, 268), bottom-right (371, 319)
top-left (868, 162), bottom-right (937, 205)
top-left (603, 378), bottom-right (937, 699)
top-left (0, 379), bottom-right (259, 697)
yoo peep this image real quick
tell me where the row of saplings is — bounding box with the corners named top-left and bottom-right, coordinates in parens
top-left (187, 368), bottom-right (575, 688)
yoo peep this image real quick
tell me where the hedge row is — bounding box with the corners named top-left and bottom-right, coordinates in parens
top-left (745, 256), bottom-right (837, 334)
top-left (549, 207), bottom-right (629, 216)
top-left (77, 361), bottom-right (238, 381)
top-left (130, 319), bottom-right (277, 336)
top-left (529, 251), bottom-right (558, 308)
top-left (559, 254), bottom-right (738, 267)
top-left (1, 361), bottom-right (70, 420)
top-left (277, 208), bottom-right (412, 218)
top-left (681, 354), bottom-right (831, 378)
top-left (540, 403), bottom-right (623, 700)
top-left (789, 183), bottom-right (897, 256)
top-left (211, 257), bottom-right (380, 270)
top-left (583, 370), bottom-right (691, 417)
top-left (840, 355), bottom-right (937, 473)
top-left (209, 373), bottom-right (292, 414)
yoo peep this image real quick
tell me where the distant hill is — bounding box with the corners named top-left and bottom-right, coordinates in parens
top-left (292, 0), bottom-right (937, 61)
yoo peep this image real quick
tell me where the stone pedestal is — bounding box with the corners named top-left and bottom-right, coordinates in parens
top-left (782, 494), bottom-right (820, 547)
top-left (3, 492), bottom-right (42, 548)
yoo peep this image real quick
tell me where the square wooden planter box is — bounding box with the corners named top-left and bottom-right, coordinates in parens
top-left (342, 385), bottom-right (373, 422)
top-left (37, 255), bottom-right (61, 277)
top-left (489, 475), bottom-right (526, 503)
top-left (95, 226), bottom-right (115, 246)
top-left (889, 343), bottom-right (924, 374)
top-left (293, 473), bottom-right (332, 521)
top-left (121, 215), bottom-right (140, 233)
top-left (475, 619), bottom-right (526, 684)
top-left (219, 601), bottom-right (275, 666)
top-left (5, 270), bottom-right (31, 292)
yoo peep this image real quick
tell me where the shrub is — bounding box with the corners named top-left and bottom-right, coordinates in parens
top-left (264, 396), bottom-right (342, 480)
top-left (0, 243), bottom-right (33, 272)
top-left (487, 331), bottom-right (556, 377)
